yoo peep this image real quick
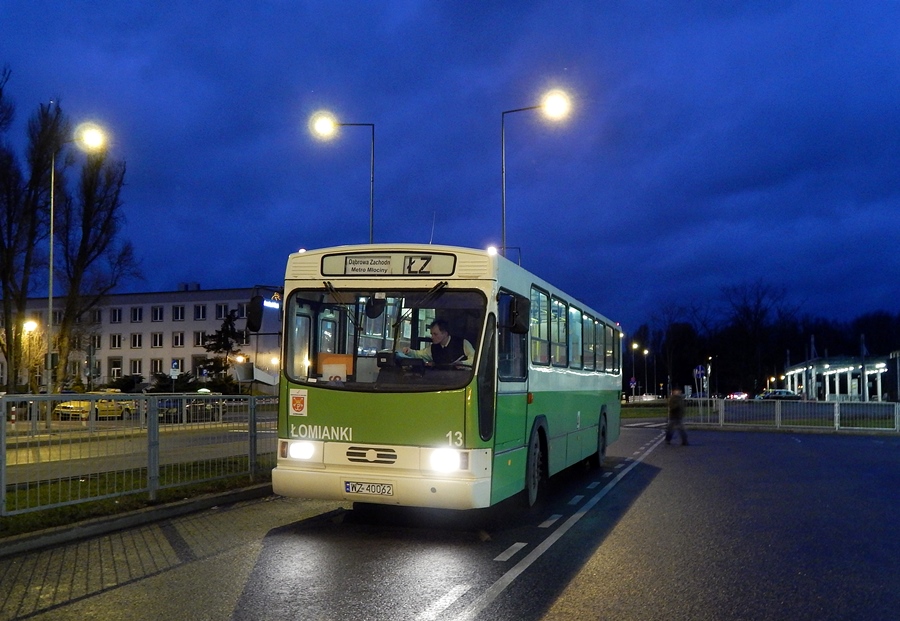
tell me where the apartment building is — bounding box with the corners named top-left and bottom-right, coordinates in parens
top-left (4, 285), bottom-right (282, 393)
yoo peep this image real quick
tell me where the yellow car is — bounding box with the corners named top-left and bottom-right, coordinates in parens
top-left (54, 391), bottom-right (136, 421)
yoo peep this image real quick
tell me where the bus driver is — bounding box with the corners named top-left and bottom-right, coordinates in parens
top-left (402, 319), bottom-right (475, 367)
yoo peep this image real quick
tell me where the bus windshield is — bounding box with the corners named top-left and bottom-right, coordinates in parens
top-left (284, 286), bottom-right (486, 392)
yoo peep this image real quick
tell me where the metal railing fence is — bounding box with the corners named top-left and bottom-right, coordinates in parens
top-left (2, 394), bottom-right (277, 518)
top-left (685, 398), bottom-right (900, 432)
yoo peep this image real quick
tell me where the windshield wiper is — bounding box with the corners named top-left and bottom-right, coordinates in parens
top-left (323, 281), bottom-right (360, 331)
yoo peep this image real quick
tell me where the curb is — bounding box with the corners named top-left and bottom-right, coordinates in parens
top-left (0, 483), bottom-right (274, 560)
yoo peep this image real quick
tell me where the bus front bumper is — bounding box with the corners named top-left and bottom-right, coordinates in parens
top-left (272, 445), bottom-right (493, 510)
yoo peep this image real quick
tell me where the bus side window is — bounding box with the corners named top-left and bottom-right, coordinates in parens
top-left (530, 288), bottom-right (550, 365)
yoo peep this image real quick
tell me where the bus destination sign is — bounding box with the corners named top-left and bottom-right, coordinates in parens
top-left (322, 252), bottom-right (456, 277)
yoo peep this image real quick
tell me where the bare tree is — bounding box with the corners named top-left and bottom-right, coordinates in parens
top-left (0, 68), bottom-right (66, 392)
top-left (0, 67), bottom-right (138, 391)
top-left (720, 279), bottom-right (798, 392)
top-left (54, 146), bottom-right (140, 386)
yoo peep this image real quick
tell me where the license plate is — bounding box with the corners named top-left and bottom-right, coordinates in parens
top-left (345, 481), bottom-right (393, 496)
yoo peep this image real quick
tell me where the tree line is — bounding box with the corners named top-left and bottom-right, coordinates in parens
top-left (628, 279), bottom-right (900, 397)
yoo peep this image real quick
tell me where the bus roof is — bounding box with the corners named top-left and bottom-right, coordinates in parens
top-left (285, 244), bottom-right (619, 328)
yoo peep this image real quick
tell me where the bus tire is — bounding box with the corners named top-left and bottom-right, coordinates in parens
top-left (525, 425), bottom-right (545, 507)
top-left (590, 413), bottom-right (608, 469)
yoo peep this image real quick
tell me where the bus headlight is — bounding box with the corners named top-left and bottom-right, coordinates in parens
top-left (288, 440), bottom-right (317, 460)
top-left (430, 448), bottom-right (467, 473)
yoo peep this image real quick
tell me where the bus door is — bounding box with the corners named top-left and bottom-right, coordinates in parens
top-left (494, 291), bottom-right (530, 446)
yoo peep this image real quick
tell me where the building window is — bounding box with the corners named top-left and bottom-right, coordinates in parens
top-left (151, 358), bottom-right (163, 374)
top-left (172, 332), bottom-right (185, 347)
top-left (151, 332), bottom-right (163, 348)
top-left (151, 306), bottom-right (164, 322)
top-left (194, 304), bottom-right (207, 321)
top-left (91, 309), bottom-right (102, 324)
top-left (109, 358), bottom-right (123, 379)
top-left (110, 334), bottom-right (122, 349)
top-left (110, 308), bottom-right (122, 323)
top-left (173, 305), bottom-right (185, 321)
top-left (52, 310), bottom-right (63, 326)
top-left (216, 303), bottom-right (229, 320)
top-left (130, 359), bottom-right (142, 375)
top-left (193, 331), bottom-right (207, 347)
top-left (90, 334), bottom-right (102, 350)
top-left (131, 307), bottom-right (143, 323)
top-left (237, 302), bottom-right (248, 319)
top-left (131, 333), bottom-right (142, 348)
top-left (240, 329), bottom-right (251, 346)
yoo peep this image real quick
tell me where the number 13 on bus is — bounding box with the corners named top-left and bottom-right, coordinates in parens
top-left (248, 244), bottom-right (623, 509)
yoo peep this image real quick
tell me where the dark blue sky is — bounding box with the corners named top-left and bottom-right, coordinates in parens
top-left (3, 1), bottom-right (899, 333)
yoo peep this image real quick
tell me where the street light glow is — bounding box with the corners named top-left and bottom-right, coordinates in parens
top-left (541, 89), bottom-right (571, 119)
top-left (309, 112), bottom-right (338, 139)
top-left (74, 123), bottom-right (107, 151)
top-left (24, 320), bottom-right (37, 333)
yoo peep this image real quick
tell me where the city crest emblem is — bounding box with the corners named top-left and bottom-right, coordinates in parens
top-left (290, 389), bottom-right (308, 416)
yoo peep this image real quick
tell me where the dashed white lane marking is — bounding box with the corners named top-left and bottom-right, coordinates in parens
top-left (568, 495), bottom-right (585, 506)
top-left (539, 514), bottom-right (563, 528)
top-left (494, 542), bottom-right (528, 562)
top-left (452, 434), bottom-right (667, 621)
top-left (418, 584), bottom-right (471, 621)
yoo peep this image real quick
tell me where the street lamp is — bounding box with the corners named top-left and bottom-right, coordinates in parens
top-left (501, 89), bottom-right (571, 256)
top-left (631, 341), bottom-right (639, 399)
top-left (643, 349), bottom-right (649, 397)
top-left (309, 111), bottom-right (375, 244)
top-left (47, 122), bottom-right (107, 394)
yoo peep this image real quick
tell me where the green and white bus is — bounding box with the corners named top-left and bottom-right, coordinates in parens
top-left (265, 244), bottom-right (622, 509)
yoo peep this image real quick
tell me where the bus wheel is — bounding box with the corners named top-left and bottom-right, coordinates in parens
top-left (590, 414), bottom-right (608, 469)
top-left (525, 426), bottom-right (545, 507)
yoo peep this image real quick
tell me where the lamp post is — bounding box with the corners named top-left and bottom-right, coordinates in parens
top-left (46, 123), bottom-right (107, 394)
top-left (309, 112), bottom-right (375, 243)
top-left (501, 89), bottom-right (570, 257)
top-left (631, 341), bottom-right (639, 399)
top-left (643, 349), bottom-right (649, 397)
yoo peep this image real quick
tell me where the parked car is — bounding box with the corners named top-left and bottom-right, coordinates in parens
top-left (755, 389), bottom-right (802, 401)
top-left (727, 392), bottom-right (749, 400)
top-left (54, 390), bottom-right (136, 420)
top-left (157, 392), bottom-right (223, 423)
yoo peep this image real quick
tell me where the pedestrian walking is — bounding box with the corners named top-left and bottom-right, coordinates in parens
top-left (666, 387), bottom-right (688, 445)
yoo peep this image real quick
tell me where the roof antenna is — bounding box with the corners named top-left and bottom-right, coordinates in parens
top-left (429, 210), bottom-right (436, 244)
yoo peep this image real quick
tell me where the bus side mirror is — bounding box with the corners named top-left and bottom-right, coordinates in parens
top-left (247, 295), bottom-right (264, 332)
top-left (508, 295), bottom-right (530, 334)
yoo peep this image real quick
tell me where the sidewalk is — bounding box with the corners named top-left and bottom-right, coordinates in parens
top-left (0, 483), bottom-right (274, 559)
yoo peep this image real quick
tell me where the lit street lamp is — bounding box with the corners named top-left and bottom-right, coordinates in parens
top-left (631, 341), bottom-right (639, 399)
top-left (501, 89), bottom-right (571, 256)
top-left (47, 122), bottom-right (108, 394)
top-left (643, 349), bottom-right (649, 397)
top-left (309, 111), bottom-right (375, 244)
